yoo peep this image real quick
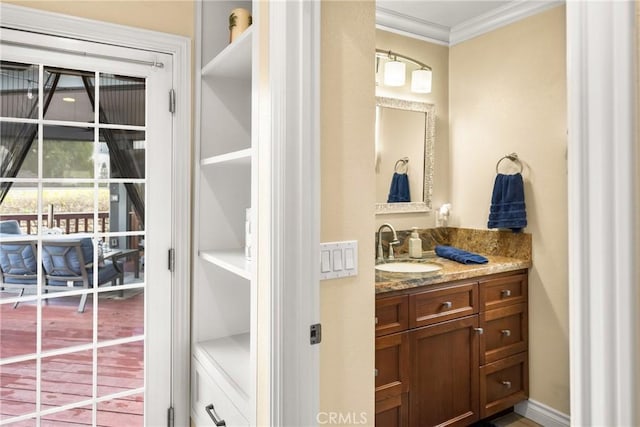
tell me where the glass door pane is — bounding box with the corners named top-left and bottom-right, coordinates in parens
top-left (1, 61), bottom-right (147, 426)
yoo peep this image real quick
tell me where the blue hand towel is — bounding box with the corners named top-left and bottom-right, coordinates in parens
top-left (487, 173), bottom-right (527, 232)
top-left (387, 172), bottom-right (410, 203)
top-left (435, 245), bottom-right (488, 264)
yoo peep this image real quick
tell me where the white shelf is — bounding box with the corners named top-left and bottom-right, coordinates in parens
top-left (201, 27), bottom-right (253, 80)
top-left (201, 148), bottom-right (252, 167)
top-left (194, 333), bottom-right (251, 412)
top-left (200, 249), bottom-right (251, 280)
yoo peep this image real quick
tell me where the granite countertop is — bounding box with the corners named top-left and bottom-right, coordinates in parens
top-left (375, 253), bottom-right (531, 295)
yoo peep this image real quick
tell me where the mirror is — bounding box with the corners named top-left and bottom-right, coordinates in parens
top-left (375, 96), bottom-right (435, 214)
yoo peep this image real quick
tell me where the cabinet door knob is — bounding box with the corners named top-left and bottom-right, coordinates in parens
top-left (501, 289), bottom-right (512, 298)
top-left (501, 380), bottom-right (512, 389)
top-left (501, 329), bottom-right (511, 337)
top-left (205, 404), bottom-right (226, 426)
top-left (474, 327), bottom-right (484, 335)
top-left (442, 301), bottom-right (452, 309)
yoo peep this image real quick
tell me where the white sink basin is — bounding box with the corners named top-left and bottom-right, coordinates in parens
top-left (375, 262), bottom-right (442, 273)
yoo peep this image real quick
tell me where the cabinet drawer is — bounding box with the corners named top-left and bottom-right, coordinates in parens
top-left (375, 332), bottom-right (409, 400)
top-left (480, 352), bottom-right (529, 419)
top-left (375, 393), bottom-right (408, 427)
top-left (480, 303), bottom-right (528, 365)
top-left (192, 360), bottom-right (249, 427)
top-left (409, 282), bottom-right (478, 328)
top-left (376, 295), bottom-right (409, 337)
top-left (480, 273), bottom-right (527, 311)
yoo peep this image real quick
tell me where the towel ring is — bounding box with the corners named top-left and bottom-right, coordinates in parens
top-left (395, 157), bottom-right (409, 174)
top-left (495, 153), bottom-right (523, 174)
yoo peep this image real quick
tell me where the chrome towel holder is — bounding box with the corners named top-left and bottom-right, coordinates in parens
top-left (495, 153), bottom-right (523, 174)
top-left (394, 157), bottom-right (409, 174)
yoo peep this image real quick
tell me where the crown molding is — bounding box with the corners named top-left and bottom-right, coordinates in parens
top-left (376, 7), bottom-right (449, 46)
top-left (449, 0), bottom-right (564, 45)
top-left (376, 1), bottom-right (565, 47)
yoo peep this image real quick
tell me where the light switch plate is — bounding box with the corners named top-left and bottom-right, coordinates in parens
top-left (320, 240), bottom-right (358, 280)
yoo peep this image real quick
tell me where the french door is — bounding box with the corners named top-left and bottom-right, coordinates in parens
top-left (0, 29), bottom-right (173, 426)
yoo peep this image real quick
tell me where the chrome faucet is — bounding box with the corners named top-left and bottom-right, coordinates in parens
top-left (377, 223), bottom-right (400, 262)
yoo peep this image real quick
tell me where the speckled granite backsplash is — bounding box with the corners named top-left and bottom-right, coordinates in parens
top-left (377, 227), bottom-right (531, 261)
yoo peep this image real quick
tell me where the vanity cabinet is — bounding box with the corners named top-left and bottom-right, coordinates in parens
top-left (375, 270), bottom-right (529, 426)
top-left (192, 1), bottom-right (259, 425)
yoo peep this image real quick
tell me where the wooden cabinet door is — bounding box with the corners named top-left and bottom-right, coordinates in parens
top-left (479, 272), bottom-right (527, 311)
top-left (410, 316), bottom-right (480, 427)
top-left (375, 393), bottom-right (409, 427)
top-left (480, 303), bottom-right (528, 365)
top-left (410, 281), bottom-right (478, 328)
top-left (376, 295), bottom-right (409, 337)
top-left (376, 331), bottom-right (409, 401)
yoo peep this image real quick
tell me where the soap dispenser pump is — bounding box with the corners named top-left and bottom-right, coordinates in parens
top-left (409, 227), bottom-right (422, 259)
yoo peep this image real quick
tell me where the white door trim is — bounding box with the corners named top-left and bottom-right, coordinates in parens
top-left (269, 0), bottom-right (321, 425)
top-left (567, 1), bottom-right (638, 425)
top-left (0, 3), bottom-right (192, 425)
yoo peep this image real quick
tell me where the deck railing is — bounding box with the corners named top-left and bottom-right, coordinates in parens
top-left (2, 212), bottom-right (109, 235)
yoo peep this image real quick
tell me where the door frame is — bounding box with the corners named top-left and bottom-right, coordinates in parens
top-left (566, 1), bottom-right (638, 425)
top-left (0, 3), bottom-right (192, 424)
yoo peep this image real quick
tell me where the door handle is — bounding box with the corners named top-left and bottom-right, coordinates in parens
top-left (205, 404), bottom-right (226, 426)
top-left (474, 327), bottom-right (484, 335)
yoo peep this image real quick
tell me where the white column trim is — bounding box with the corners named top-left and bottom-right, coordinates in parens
top-left (0, 4), bottom-right (192, 425)
top-left (269, 0), bottom-right (321, 425)
top-left (567, 1), bottom-right (638, 425)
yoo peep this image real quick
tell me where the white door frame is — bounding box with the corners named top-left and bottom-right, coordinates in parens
top-left (567, 1), bottom-right (638, 425)
top-left (0, 3), bottom-right (192, 425)
top-left (269, 0), bottom-right (321, 425)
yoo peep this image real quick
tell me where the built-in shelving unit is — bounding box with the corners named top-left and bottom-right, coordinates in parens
top-left (192, 1), bottom-right (257, 425)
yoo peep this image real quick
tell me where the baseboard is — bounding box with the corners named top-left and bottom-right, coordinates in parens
top-left (515, 399), bottom-right (570, 427)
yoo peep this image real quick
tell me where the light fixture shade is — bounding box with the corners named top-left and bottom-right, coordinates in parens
top-left (411, 69), bottom-right (432, 93)
top-left (384, 60), bottom-right (406, 87)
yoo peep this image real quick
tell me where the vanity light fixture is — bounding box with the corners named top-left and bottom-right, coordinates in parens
top-left (376, 49), bottom-right (432, 94)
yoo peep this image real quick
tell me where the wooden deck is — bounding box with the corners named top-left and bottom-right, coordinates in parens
top-left (0, 290), bottom-right (144, 426)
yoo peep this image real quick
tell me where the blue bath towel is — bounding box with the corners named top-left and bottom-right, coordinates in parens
top-left (387, 172), bottom-right (410, 203)
top-left (487, 173), bottom-right (527, 232)
top-left (435, 245), bottom-right (488, 264)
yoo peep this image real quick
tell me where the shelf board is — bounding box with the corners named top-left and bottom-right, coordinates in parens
top-left (194, 333), bottom-right (251, 410)
top-left (199, 249), bottom-right (251, 280)
top-left (201, 148), bottom-right (252, 167)
top-left (201, 27), bottom-right (252, 79)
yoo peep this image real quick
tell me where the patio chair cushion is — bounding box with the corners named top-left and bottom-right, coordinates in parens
top-left (0, 236), bottom-right (38, 284)
top-left (43, 239), bottom-right (120, 287)
top-left (46, 260), bottom-right (122, 287)
top-left (0, 220), bottom-right (22, 235)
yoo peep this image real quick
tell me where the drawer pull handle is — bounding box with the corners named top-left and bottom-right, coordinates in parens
top-left (474, 327), bottom-right (484, 335)
top-left (442, 301), bottom-right (452, 309)
top-left (205, 404), bottom-right (226, 426)
top-left (501, 329), bottom-right (511, 337)
top-left (501, 289), bottom-right (512, 298)
top-left (501, 380), bottom-right (512, 389)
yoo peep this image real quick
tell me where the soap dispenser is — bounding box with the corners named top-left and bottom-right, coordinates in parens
top-left (409, 227), bottom-right (422, 258)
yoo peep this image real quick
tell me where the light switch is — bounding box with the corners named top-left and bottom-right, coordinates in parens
top-left (320, 240), bottom-right (358, 280)
top-left (345, 248), bottom-right (355, 270)
top-left (321, 250), bottom-right (331, 273)
top-left (332, 249), bottom-right (343, 271)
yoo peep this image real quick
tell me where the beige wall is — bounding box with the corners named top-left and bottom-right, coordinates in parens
top-left (450, 6), bottom-right (569, 414)
top-left (321, 0), bottom-right (376, 425)
top-left (375, 30), bottom-right (449, 231)
top-left (3, 0), bottom-right (194, 38)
